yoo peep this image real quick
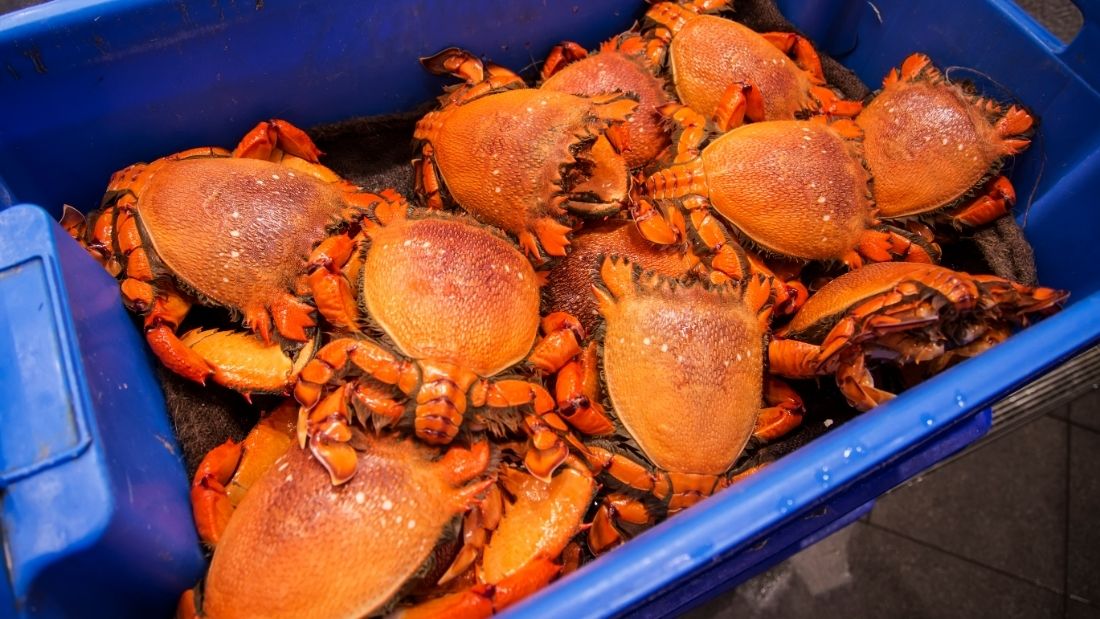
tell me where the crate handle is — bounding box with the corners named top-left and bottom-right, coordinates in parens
top-left (0, 208), bottom-right (94, 486)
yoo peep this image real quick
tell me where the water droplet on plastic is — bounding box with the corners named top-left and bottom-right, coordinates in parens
top-left (778, 497), bottom-right (796, 514)
top-left (842, 447), bottom-right (852, 459)
top-left (921, 414), bottom-right (935, 427)
top-left (954, 392), bottom-right (967, 408)
top-left (817, 467), bottom-right (831, 484)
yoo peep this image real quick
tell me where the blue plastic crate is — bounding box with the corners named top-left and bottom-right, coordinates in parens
top-left (1, 0), bottom-right (1098, 617)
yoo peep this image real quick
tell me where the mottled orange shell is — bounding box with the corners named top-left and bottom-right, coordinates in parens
top-left (600, 274), bottom-right (762, 475)
top-left (670, 15), bottom-right (816, 120)
top-left (541, 51), bottom-right (671, 169)
top-left (786, 262), bottom-right (956, 341)
top-left (203, 436), bottom-right (474, 619)
top-left (702, 120), bottom-right (873, 260)
top-left (361, 215), bottom-right (540, 376)
top-left (858, 78), bottom-right (1018, 218)
top-left (137, 157), bottom-right (343, 310)
top-left (544, 220), bottom-right (697, 334)
top-left (429, 89), bottom-right (626, 237)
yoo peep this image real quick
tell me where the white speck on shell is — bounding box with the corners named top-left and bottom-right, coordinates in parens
top-left (803, 135), bottom-right (812, 141)
top-left (957, 143), bottom-right (965, 151)
top-left (255, 179), bottom-right (264, 185)
top-left (272, 174), bottom-right (280, 180)
top-left (495, 186), bottom-right (502, 193)
top-left (941, 137), bottom-right (950, 145)
top-left (817, 196), bottom-right (827, 204)
top-left (822, 214), bottom-right (831, 222)
top-left (231, 211), bottom-right (240, 219)
top-left (222, 277), bottom-right (229, 283)
top-left (230, 250), bottom-right (240, 258)
top-left (660, 343), bottom-right (668, 353)
top-left (381, 499), bottom-right (394, 511)
top-left (355, 492), bottom-right (365, 504)
top-left (230, 230), bottom-right (240, 237)
top-left (643, 337), bottom-right (652, 346)
top-left (407, 519), bottom-right (416, 529)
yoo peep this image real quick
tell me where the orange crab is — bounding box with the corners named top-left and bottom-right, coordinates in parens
top-left (633, 105), bottom-right (937, 296)
top-left (857, 54), bottom-right (1035, 233)
top-left (414, 48), bottom-right (637, 259)
top-left (295, 199), bottom-right (580, 484)
top-left (540, 34), bottom-right (674, 171)
top-left (392, 458), bottom-right (597, 618)
top-left (641, 0), bottom-right (861, 126)
top-left (66, 120), bottom-right (382, 395)
top-left (769, 262), bottom-right (1067, 411)
top-left (547, 256), bottom-right (804, 552)
top-left (180, 423), bottom-right (495, 619)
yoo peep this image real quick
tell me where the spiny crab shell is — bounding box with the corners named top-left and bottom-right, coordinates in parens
top-left (668, 14), bottom-right (817, 120)
top-left (857, 54), bottom-right (1035, 221)
top-left (648, 119), bottom-right (877, 263)
top-left (415, 48), bottom-right (637, 259)
top-left (298, 205), bottom-right (575, 484)
top-left (594, 257), bottom-right (765, 476)
top-left (361, 213), bottom-right (541, 376)
top-left (540, 39), bottom-right (673, 170)
top-left (544, 219), bottom-right (699, 336)
top-left (199, 433), bottom-right (493, 619)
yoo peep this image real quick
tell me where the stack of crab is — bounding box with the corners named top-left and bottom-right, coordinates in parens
top-left (63, 1), bottom-right (1068, 617)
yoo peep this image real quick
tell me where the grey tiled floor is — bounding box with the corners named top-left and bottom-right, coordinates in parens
top-left (685, 387), bottom-right (1100, 618)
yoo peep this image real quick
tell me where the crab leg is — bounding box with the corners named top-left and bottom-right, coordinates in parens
top-left (754, 377), bottom-right (805, 441)
top-left (527, 312), bottom-right (586, 374)
top-left (233, 119), bottom-right (323, 164)
top-left (142, 290), bottom-right (213, 385)
top-left (660, 102), bottom-right (710, 164)
top-left (994, 105), bottom-right (1035, 154)
top-left (588, 491), bottom-right (654, 554)
top-left (945, 175), bottom-right (1016, 228)
top-left (420, 47), bottom-right (525, 105)
top-left (551, 342), bottom-right (616, 436)
top-left (847, 224), bottom-right (941, 269)
top-left (761, 32), bottom-right (825, 83)
top-left (469, 377), bottom-right (568, 480)
top-left (190, 401), bottom-right (297, 546)
top-left (630, 197), bottom-right (685, 245)
top-left (294, 337), bottom-right (419, 483)
top-left (646, 0), bottom-right (729, 36)
top-left (836, 348), bottom-right (896, 410)
top-left (712, 81), bottom-right (766, 131)
top-left (607, 30), bottom-right (668, 67)
top-left (541, 40), bottom-right (588, 80)
top-left (414, 143), bottom-right (446, 211)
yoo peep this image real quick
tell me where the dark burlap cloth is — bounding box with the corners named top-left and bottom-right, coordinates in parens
top-left (165, 0), bottom-right (1039, 476)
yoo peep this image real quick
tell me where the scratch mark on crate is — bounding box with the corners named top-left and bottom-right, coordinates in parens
top-left (24, 48), bottom-right (47, 74)
top-left (92, 35), bottom-right (110, 55)
top-left (178, 1), bottom-right (193, 25)
top-left (155, 434), bottom-right (178, 456)
top-left (5, 62), bottom-right (20, 80)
